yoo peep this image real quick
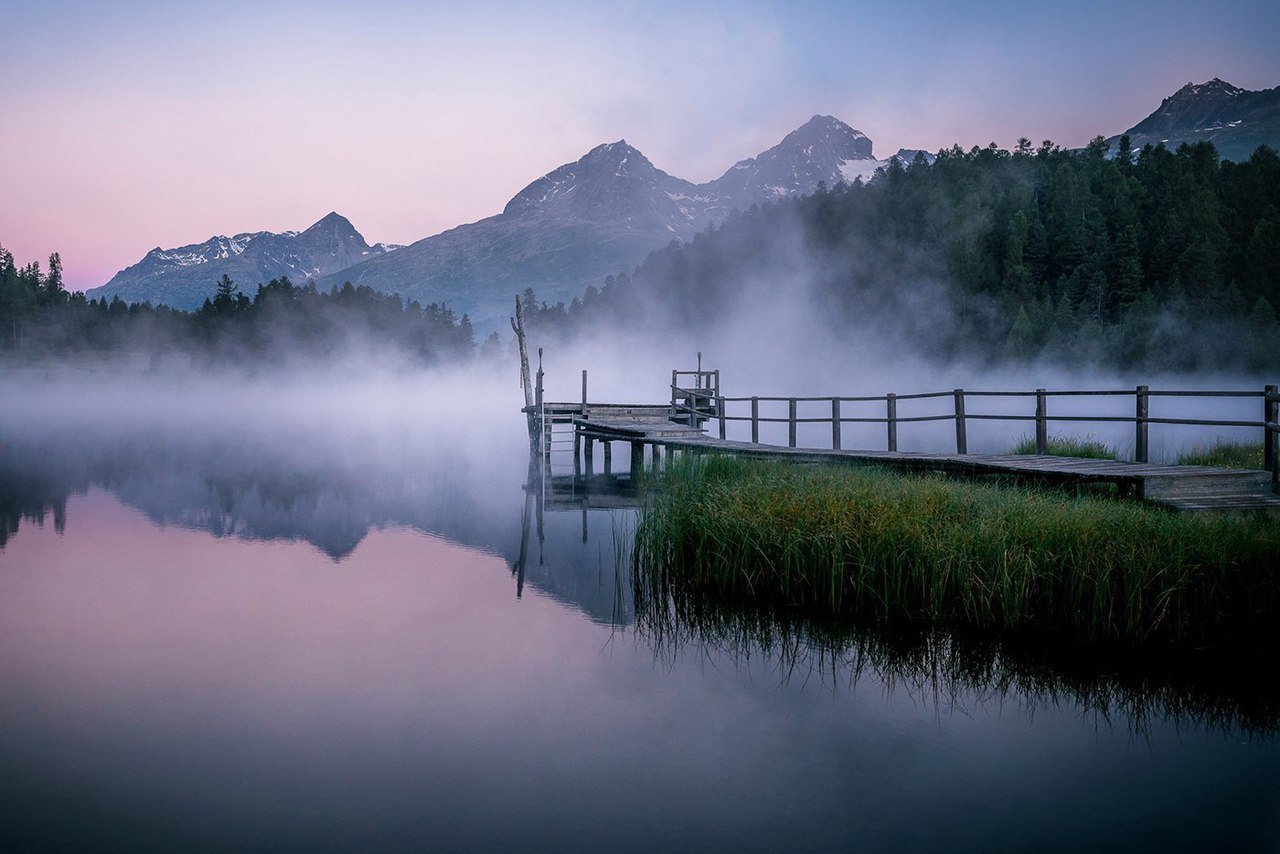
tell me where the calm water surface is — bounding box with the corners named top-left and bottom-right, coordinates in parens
top-left (1, 412), bottom-right (1278, 852)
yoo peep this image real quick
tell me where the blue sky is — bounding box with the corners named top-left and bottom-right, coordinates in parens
top-left (2, 0), bottom-right (1278, 289)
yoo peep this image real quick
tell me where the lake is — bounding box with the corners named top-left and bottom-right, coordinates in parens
top-left (1, 366), bottom-right (1277, 852)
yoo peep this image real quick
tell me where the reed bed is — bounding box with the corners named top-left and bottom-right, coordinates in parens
top-left (633, 456), bottom-right (1280, 648)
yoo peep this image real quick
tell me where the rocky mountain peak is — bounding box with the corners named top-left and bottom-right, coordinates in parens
top-left (1109, 77), bottom-right (1280, 165)
top-left (1171, 78), bottom-right (1244, 101)
top-left (304, 211), bottom-right (358, 233)
top-left (502, 139), bottom-right (684, 219)
top-left (707, 114), bottom-right (877, 201)
top-left (1126, 77), bottom-right (1274, 142)
top-left (780, 114), bottom-right (874, 158)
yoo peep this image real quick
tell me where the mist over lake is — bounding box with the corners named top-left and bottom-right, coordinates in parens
top-left (2, 362), bottom-right (1278, 851)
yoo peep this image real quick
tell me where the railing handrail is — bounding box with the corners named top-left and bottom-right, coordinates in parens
top-left (714, 388), bottom-right (1269, 404)
top-left (667, 376), bottom-right (1278, 483)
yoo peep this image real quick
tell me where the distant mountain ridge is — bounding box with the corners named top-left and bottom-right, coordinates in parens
top-left (1108, 78), bottom-right (1280, 162)
top-left (92, 116), bottom-right (898, 326)
top-left (313, 114), bottom-right (899, 330)
top-left (88, 212), bottom-right (400, 308)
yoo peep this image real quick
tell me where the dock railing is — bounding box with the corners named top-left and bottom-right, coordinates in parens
top-left (670, 369), bottom-right (720, 426)
top-left (543, 365), bottom-right (1278, 492)
top-left (681, 383), bottom-right (1279, 491)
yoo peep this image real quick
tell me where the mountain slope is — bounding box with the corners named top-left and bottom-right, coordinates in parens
top-left (314, 116), bottom-right (887, 331)
top-left (1109, 78), bottom-right (1280, 162)
top-left (89, 213), bottom-right (398, 308)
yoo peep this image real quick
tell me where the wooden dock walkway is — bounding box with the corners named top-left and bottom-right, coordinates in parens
top-left (527, 365), bottom-right (1280, 515)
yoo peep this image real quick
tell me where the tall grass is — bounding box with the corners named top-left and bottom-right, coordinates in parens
top-left (634, 456), bottom-right (1280, 648)
top-left (1011, 434), bottom-right (1119, 459)
top-left (1178, 442), bottom-right (1265, 470)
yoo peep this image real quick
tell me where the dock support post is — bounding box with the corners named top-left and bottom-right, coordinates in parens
top-left (751, 397), bottom-right (759, 444)
top-left (584, 436), bottom-right (594, 476)
top-left (1135, 385), bottom-right (1149, 464)
top-left (653, 444), bottom-right (663, 470)
top-left (831, 398), bottom-right (841, 450)
top-left (788, 399), bottom-right (798, 448)
top-left (954, 389), bottom-right (967, 455)
top-left (1264, 384), bottom-right (1277, 473)
top-left (1035, 389), bottom-right (1048, 455)
top-left (603, 441), bottom-right (612, 476)
top-left (581, 370), bottom-right (588, 419)
top-left (631, 442), bottom-right (644, 479)
top-left (670, 370), bottom-right (678, 420)
top-left (573, 430), bottom-right (581, 477)
top-left (887, 393), bottom-right (897, 452)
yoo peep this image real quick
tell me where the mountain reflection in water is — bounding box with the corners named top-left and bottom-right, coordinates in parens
top-left (1, 432), bottom-right (1278, 851)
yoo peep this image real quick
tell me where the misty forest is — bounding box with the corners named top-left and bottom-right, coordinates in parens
top-left (4, 136), bottom-right (1280, 371)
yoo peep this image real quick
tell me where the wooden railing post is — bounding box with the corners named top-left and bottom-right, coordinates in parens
top-left (788, 399), bottom-right (798, 448)
top-left (1135, 385), bottom-right (1149, 464)
top-left (751, 396), bottom-right (759, 444)
top-left (535, 356), bottom-right (546, 462)
top-left (831, 398), bottom-right (842, 450)
top-left (1035, 389), bottom-right (1047, 455)
top-left (581, 369), bottom-right (588, 418)
top-left (1265, 384), bottom-right (1277, 472)
top-left (1272, 422), bottom-right (1279, 494)
top-left (954, 389), bottom-right (967, 455)
top-left (670, 369), bottom-right (678, 418)
top-left (713, 369), bottom-right (720, 398)
top-left (887, 393), bottom-right (897, 452)
top-left (718, 397), bottom-right (726, 440)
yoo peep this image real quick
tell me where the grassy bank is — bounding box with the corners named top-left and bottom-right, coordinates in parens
top-left (634, 456), bottom-right (1280, 648)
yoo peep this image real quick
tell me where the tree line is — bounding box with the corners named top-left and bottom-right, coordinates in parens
top-left (0, 256), bottom-right (476, 365)
top-left (521, 137), bottom-right (1280, 372)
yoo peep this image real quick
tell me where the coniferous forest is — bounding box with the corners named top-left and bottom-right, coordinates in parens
top-left (526, 137), bottom-right (1280, 372)
top-left (0, 264), bottom-right (477, 365)
top-left (4, 137), bottom-right (1278, 371)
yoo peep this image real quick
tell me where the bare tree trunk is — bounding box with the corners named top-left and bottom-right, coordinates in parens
top-left (511, 297), bottom-right (538, 454)
top-left (511, 297), bottom-right (533, 408)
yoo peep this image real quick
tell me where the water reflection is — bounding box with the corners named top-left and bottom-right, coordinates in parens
top-left (0, 432), bottom-right (634, 625)
top-left (632, 590), bottom-right (1280, 738)
top-left (6, 434), bottom-right (1279, 738)
top-left (2, 433), bottom-right (1279, 850)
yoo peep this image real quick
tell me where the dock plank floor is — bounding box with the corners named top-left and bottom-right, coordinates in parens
top-left (568, 418), bottom-right (1280, 514)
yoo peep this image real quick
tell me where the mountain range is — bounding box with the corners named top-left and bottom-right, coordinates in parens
top-left (89, 79), bottom-right (1279, 330)
top-left (89, 115), bottom-right (908, 328)
top-left (92, 212), bottom-right (400, 308)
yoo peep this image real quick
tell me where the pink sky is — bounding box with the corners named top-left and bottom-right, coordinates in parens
top-left (2, 0), bottom-right (1277, 292)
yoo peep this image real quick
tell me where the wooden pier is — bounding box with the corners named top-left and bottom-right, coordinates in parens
top-left (524, 363), bottom-right (1280, 515)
